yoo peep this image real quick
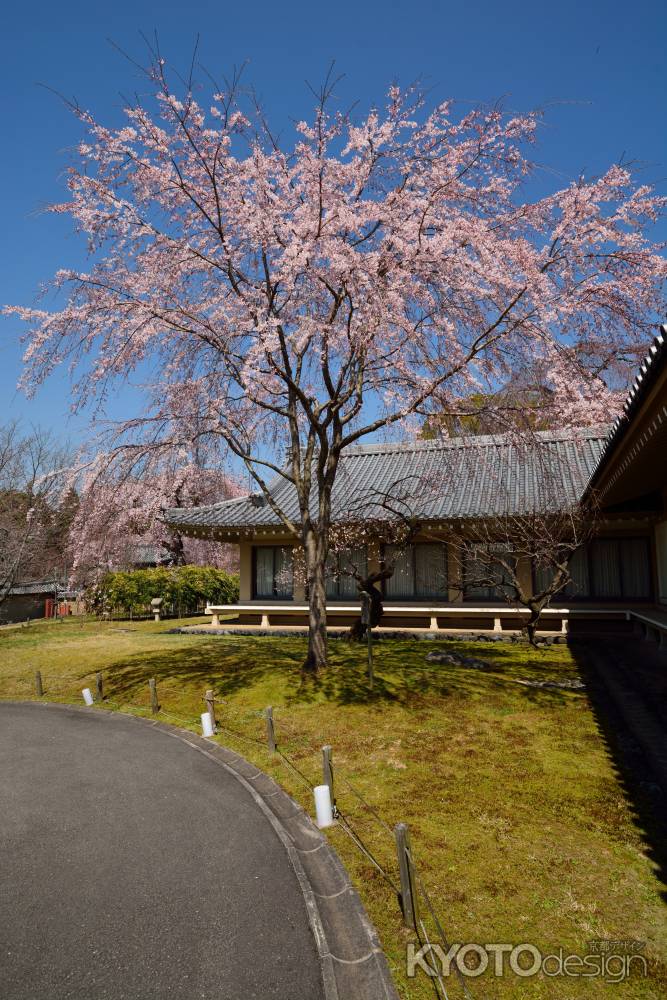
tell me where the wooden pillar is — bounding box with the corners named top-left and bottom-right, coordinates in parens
top-left (239, 543), bottom-right (253, 602)
top-left (516, 556), bottom-right (533, 599)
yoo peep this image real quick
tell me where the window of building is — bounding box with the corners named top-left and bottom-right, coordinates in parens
top-left (563, 546), bottom-right (589, 598)
top-left (253, 546), bottom-right (294, 599)
top-left (535, 537), bottom-right (651, 600)
top-left (325, 547), bottom-right (367, 599)
top-left (534, 548), bottom-right (589, 597)
top-left (589, 539), bottom-right (622, 598)
top-left (463, 543), bottom-right (515, 601)
top-left (619, 538), bottom-right (652, 598)
top-left (384, 543), bottom-right (447, 599)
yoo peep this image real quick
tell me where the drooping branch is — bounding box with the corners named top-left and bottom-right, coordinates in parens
top-left (6, 56), bottom-right (665, 668)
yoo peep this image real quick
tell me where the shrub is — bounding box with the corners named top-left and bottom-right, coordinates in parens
top-left (89, 565), bottom-right (239, 617)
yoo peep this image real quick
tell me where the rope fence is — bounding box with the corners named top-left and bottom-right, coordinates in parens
top-left (31, 668), bottom-right (473, 999)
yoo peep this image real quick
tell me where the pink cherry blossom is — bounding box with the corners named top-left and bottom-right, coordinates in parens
top-left (5, 58), bottom-right (666, 668)
top-left (68, 454), bottom-right (241, 585)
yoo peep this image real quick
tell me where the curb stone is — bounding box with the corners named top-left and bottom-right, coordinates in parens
top-left (6, 701), bottom-right (400, 1000)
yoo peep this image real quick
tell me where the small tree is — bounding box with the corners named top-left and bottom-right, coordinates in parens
top-left (450, 504), bottom-right (593, 644)
top-left (325, 472), bottom-right (434, 637)
top-left (0, 422), bottom-right (72, 604)
top-left (325, 429), bottom-right (598, 644)
top-left (327, 516), bottom-right (422, 639)
top-left (443, 432), bottom-right (598, 643)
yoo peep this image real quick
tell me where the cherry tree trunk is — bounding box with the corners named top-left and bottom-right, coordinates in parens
top-left (303, 530), bottom-right (328, 674)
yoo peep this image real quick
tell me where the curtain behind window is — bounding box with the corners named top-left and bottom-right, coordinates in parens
top-left (255, 547), bottom-right (274, 598)
top-left (560, 539), bottom-right (650, 600)
top-left (464, 544), bottom-right (511, 600)
top-left (564, 547), bottom-right (590, 598)
top-left (385, 545), bottom-right (414, 598)
top-left (274, 546), bottom-right (294, 598)
top-left (620, 538), bottom-right (651, 598)
top-left (590, 539), bottom-right (621, 598)
top-left (338, 548), bottom-right (367, 598)
top-left (325, 552), bottom-right (338, 599)
top-left (415, 544), bottom-right (447, 598)
top-left (464, 545), bottom-right (492, 600)
top-left (534, 562), bottom-right (554, 595)
top-left (325, 547), bottom-right (367, 599)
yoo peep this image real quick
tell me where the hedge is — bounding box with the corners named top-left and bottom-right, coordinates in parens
top-left (88, 565), bottom-right (239, 617)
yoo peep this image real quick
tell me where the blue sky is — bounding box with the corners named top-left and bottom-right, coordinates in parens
top-left (1, 0), bottom-right (665, 442)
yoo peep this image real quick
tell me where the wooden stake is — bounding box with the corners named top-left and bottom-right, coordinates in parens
top-left (395, 822), bottom-right (419, 929)
top-left (265, 706), bottom-right (276, 753)
top-left (95, 672), bottom-right (104, 702)
top-left (322, 745), bottom-right (334, 809)
top-left (149, 678), bottom-right (159, 714)
top-left (35, 671), bottom-right (43, 697)
top-left (205, 689), bottom-right (217, 731)
top-left (361, 591), bottom-right (374, 690)
top-left (367, 628), bottom-right (374, 691)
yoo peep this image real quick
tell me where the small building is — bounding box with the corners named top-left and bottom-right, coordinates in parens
top-left (0, 581), bottom-right (81, 625)
top-left (166, 328), bottom-right (667, 635)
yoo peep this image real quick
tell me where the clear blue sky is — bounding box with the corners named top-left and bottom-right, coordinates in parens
top-left (1, 0), bottom-right (665, 441)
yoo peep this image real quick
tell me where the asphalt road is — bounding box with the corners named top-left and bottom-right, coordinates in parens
top-left (0, 703), bottom-right (324, 1000)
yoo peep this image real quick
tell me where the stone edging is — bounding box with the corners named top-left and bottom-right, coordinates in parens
top-left (8, 701), bottom-right (400, 1000)
top-left (173, 625), bottom-right (568, 643)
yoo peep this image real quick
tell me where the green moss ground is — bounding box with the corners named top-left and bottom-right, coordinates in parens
top-left (1, 616), bottom-right (665, 998)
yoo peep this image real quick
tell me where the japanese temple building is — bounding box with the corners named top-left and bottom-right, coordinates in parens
top-left (166, 326), bottom-right (667, 635)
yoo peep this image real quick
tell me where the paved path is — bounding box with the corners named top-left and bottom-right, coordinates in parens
top-left (0, 703), bottom-right (324, 1000)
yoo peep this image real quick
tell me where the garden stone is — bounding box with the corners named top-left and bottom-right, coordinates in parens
top-left (425, 652), bottom-right (457, 664)
top-left (516, 677), bottom-right (585, 690)
top-left (425, 650), bottom-right (492, 670)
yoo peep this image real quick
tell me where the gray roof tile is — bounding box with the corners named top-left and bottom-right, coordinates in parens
top-left (585, 324), bottom-right (667, 495)
top-left (165, 427), bottom-right (608, 535)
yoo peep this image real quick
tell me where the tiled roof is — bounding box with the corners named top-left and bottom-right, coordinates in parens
top-left (165, 427), bottom-right (608, 535)
top-left (131, 543), bottom-right (172, 566)
top-left (5, 581), bottom-right (73, 596)
top-left (585, 324), bottom-right (667, 496)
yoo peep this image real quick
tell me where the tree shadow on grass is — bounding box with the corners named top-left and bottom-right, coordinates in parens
top-left (305, 637), bottom-right (578, 708)
top-left (570, 639), bottom-right (667, 902)
top-left (82, 634), bottom-right (578, 714)
top-left (97, 637), bottom-right (301, 703)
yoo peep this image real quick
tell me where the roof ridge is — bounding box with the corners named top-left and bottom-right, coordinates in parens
top-left (164, 493), bottom-right (251, 517)
top-left (586, 323), bottom-right (667, 493)
top-left (343, 425), bottom-right (609, 456)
